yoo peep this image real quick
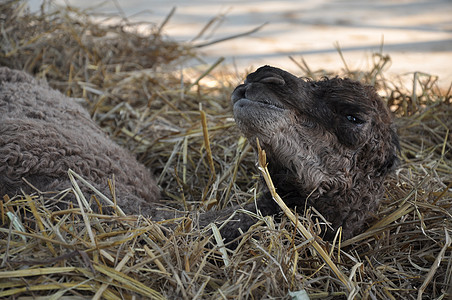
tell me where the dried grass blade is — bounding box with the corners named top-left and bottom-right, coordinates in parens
top-left (158, 139), bottom-right (182, 185)
top-left (26, 195), bottom-right (56, 255)
top-left (68, 169), bottom-right (126, 217)
top-left (0, 282), bottom-right (97, 298)
top-left (0, 227), bottom-right (73, 248)
top-left (93, 248), bottom-right (135, 300)
top-left (93, 264), bottom-right (165, 299)
top-left (223, 136), bottom-right (248, 202)
top-left (255, 242), bottom-right (288, 283)
top-left (195, 22), bottom-right (267, 48)
top-left (68, 170), bottom-right (96, 246)
top-left (200, 105), bottom-right (216, 180)
top-left (334, 42), bottom-right (350, 74)
top-left (188, 57), bottom-right (224, 90)
top-left (190, 12), bottom-right (225, 42)
top-left (417, 228), bottom-right (451, 300)
top-left (5, 212), bottom-right (26, 241)
top-left (121, 127), bottom-right (151, 146)
top-left (144, 245), bottom-right (171, 276)
top-left (341, 202), bottom-right (415, 247)
top-left (256, 139), bottom-right (353, 293)
top-left (157, 6), bottom-right (176, 35)
top-left (192, 276), bottom-right (210, 300)
top-left (0, 267), bottom-right (78, 278)
top-left (211, 223), bottom-right (230, 267)
top-left (183, 136), bottom-right (188, 185)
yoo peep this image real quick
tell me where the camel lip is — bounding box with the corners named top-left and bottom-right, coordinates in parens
top-left (233, 98), bottom-right (286, 111)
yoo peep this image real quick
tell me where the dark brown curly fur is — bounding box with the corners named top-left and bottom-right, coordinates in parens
top-left (206, 65), bottom-right (399, 241)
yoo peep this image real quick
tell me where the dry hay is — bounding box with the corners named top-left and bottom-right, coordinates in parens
top-left (1, 1), bottom-right (451, 299)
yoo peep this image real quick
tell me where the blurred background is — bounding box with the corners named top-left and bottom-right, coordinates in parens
top-left (27, 0), bottom-right (452, 88)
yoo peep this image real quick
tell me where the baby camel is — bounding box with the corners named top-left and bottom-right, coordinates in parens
top-left (0, 66), bottom-right (398, 241)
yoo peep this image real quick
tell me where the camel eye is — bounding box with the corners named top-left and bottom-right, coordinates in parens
top-left (346, 115), bottom-right (365, 124)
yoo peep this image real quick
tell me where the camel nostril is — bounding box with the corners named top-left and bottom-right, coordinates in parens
top-left (231, 84), bottom-right (247, 103)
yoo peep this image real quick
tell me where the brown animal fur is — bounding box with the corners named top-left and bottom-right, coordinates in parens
top-left (213, 65), bottom-right (399, 240)
top-left (0, 66), bottom-right (398, 242)
top-left (0, 67), bottom-right (160, 215)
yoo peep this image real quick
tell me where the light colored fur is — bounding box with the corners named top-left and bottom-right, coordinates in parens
top-left (0, 67), bottom-right (160, 214)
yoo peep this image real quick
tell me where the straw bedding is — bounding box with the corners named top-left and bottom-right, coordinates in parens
top-left (0, 1), bottom-right (451, 299)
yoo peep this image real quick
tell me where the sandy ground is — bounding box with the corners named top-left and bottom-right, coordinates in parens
top-left (28, 0), bottom-right (452, 89)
